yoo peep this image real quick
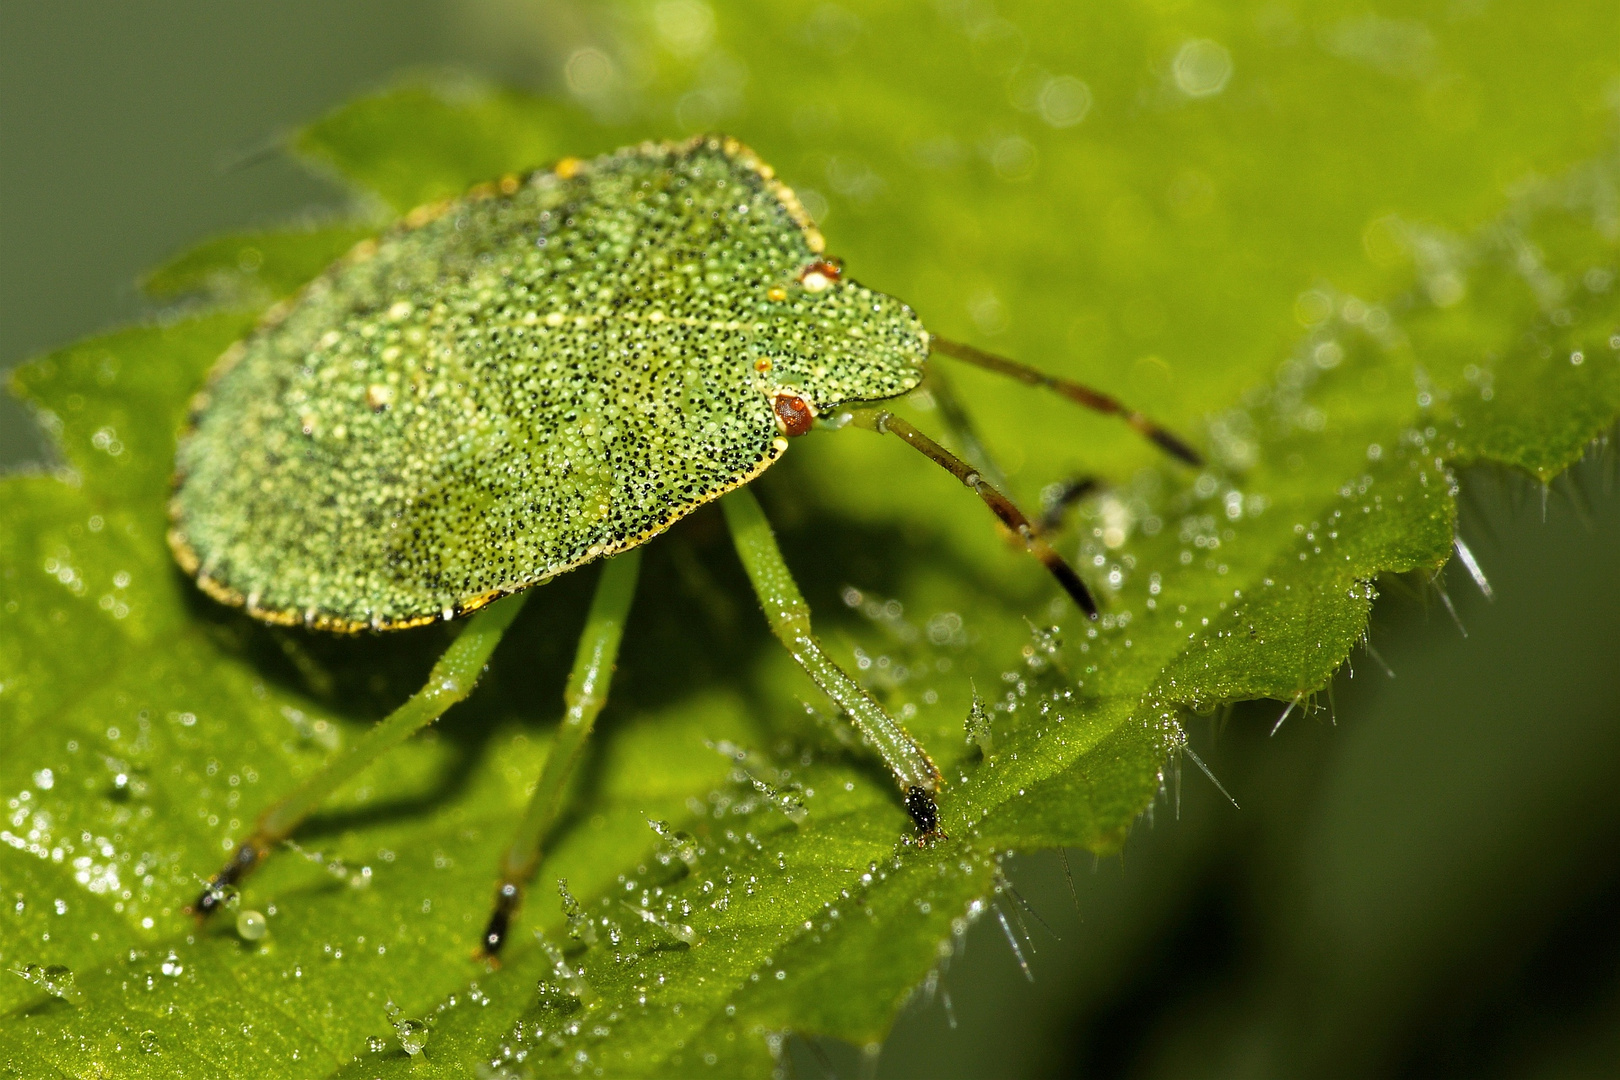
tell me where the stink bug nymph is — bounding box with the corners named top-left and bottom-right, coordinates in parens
top-left (175, 135), bottom-right (1199, 955)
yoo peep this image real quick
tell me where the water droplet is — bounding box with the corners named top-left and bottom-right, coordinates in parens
top-left (1037, 75), bottom-right (1092, 128)
top-left (139, 1029), bottom-right (160, 1054)
top-left (619, 900), bottom-right (697, 945)
top-left (396, 1019), bottom-right (429, 1057)
top-left (11, 962), bottom-right (83, 1004)
top-left (236, 909), bottom-right (268, 941)
top-left (535, 934), bottom-right (597, 1003)
top-left (745, 774), bottom-right (808, 823)
top-left (557, 878), bottom-right (598, 945)
top-left (385, 1000), bottom-right (430, 1057)
top-left (964, 687), bottom-right (994, 755)
top-left (1174, 38), bottom-right (1233, 97)
top-left (647, 818), bottom-right (699, 867)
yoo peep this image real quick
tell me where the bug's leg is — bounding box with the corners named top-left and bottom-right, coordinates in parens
top-left (921, 365), bottom-right (1009, 492)
top-left (719, 488), bottom-right (944, 839)
top-left (190, 594), bottom-right (530, 919)
top-left (847, 408), bottom-right (1099, 618)
top-left (927, 365), bottom-right (1100, 536)
top-left (929, 335), bottom-right (1204, 466)
top-left (1037, 475), bottom-right (1102, 535)
top-left (478, 551), bottom-right (641, 958)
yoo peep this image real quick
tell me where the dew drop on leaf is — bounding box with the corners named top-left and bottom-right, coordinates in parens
top-left (235, 909), bottom-right (268, 941)
top-left (385, 999), bottom-right (430, 1057)
top-left (396, 1020), bottom-right (429, 1057)
top-left (11, 962), bottom-right (84, 1004)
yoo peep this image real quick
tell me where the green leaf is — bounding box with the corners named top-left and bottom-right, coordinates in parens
top-left (142, 225), bottom-right (379, 306)
top-left (3, 2), bottom-right (1618, 1076)
top-left (295, 79), bottom-right (618, 213)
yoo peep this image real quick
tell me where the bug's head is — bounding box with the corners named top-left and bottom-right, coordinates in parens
top-left (753, 259), bottom-right (929, 417)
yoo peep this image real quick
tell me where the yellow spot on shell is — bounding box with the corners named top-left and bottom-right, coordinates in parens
top-left (403, 202), bottom-right (449, 229)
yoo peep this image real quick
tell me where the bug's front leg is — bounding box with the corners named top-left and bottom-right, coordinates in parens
top-left (191, 595), bottom-right (530, 918)
top-left (847, 408), bottom-right (1100, 618)
top-left (720, 487), bottom-right (945, 840)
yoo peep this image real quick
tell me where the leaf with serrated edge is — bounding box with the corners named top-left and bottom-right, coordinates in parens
top-left (3, 3), bottom-right (1618, 1076)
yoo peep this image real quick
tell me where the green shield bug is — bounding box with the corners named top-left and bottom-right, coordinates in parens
top-left (176, 135), bottom-right (1198, 955)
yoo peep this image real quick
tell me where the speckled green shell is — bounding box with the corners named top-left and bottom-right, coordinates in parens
top-left (168, 136), bottom-right (928, 631)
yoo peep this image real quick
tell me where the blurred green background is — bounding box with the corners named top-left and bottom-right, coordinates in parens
top-left (3, 2), bottom-right (1617, 1077)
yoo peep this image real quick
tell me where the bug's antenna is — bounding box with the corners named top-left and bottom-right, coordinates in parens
top-left (849, 409), bottom-right (1098, 617)
top-left (929, 335), bottom-right (1204, 466)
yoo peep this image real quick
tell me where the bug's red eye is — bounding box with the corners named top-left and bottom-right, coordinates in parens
top-left (797, 260), bottom-right (842, 292)
top-left (773, 393), bottom-right (815, 436)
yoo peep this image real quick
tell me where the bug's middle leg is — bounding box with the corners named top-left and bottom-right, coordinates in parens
top-left (719, 487), bottom-right (944, 838)
top-left (478, 549), bottom-right (642, 958)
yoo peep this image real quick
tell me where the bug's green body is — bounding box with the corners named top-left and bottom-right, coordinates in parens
top-left (170, 136), bottom-right (927, 631)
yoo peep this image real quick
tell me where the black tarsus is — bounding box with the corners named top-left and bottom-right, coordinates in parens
top-left (192, 842), bottom-right (261, 916)
top-left (480, 881), bottom-right (522, 958)
top-left (863, 411), bottom-right (1100, 618)
top-left (906, 785), bottom-right (945, 841)
top-left (1037, 549), bottom-right (1098, 618)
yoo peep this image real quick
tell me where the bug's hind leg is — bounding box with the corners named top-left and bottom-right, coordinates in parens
top-left (191, 594), bottom-right (530, 919)
top-left (478, 550), bottom-right (641, 958)
top-left (719, 488), bottom-right (945, 839)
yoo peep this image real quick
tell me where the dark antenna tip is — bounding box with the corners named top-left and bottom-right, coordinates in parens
top-left (1147, 427), bottom-right (1205, 468)
top-left (931, 334), bottom-right (1204, 468)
